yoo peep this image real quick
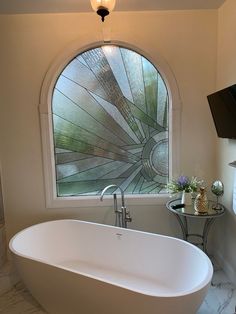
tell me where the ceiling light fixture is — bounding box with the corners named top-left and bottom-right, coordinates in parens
top-left (90, 0), bottom-right (116, 22)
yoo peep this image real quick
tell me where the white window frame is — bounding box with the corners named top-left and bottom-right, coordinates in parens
top-left (39, 41), bottom-right (181, 208)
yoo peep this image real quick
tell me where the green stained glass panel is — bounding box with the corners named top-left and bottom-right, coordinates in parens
top-left (52, 45), bottom-right (169, 196)
top-left (142, 57), bottom-right (158, 121)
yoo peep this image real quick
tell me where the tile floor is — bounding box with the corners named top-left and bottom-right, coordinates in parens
top-left (0, 261), bottom-right (235, 314)
top-left (197, 267), bottom-right (236, 314)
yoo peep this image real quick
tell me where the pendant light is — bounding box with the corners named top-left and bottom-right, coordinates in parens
top-left (90, 0), bottom-right (116, 22)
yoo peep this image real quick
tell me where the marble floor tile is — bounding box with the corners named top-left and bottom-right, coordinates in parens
top-left (0, 263), bottom-right (45, 313)
top-left (0, 281), bottom-right (46, 314)
top-left (197, 268), bottom-right (236, 314)
top-left (0, 262), bottom-right (235, 314)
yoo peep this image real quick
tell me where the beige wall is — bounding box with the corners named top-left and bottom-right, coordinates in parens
top-left (212, 0), bottom-right (236, 281)
top-left (0, 11), bottom-right (217, 243)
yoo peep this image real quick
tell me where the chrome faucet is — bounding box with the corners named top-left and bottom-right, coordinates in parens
top-left (100, 184), bottom-right (132, 228)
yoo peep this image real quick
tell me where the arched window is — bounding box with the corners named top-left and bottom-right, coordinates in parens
top-left (52, 45), bottom-right (169, 197)
top-left (39, 43), bottom-right (180, 207)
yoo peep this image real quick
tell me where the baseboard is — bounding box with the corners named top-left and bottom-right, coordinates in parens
top-left (214, 250), bottom-right (236, 285)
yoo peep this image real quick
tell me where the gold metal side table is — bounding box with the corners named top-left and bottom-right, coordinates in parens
top-left (166, 198), bottom-right (225, 255)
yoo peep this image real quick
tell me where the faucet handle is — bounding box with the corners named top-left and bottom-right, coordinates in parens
top-left (126, 216), bottom-right (132, 223)
top-left (125, 210), bottom-right (132, 222)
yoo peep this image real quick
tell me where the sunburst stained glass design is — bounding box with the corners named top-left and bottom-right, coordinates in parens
top-left (52, 45), bottom-right (169, 196)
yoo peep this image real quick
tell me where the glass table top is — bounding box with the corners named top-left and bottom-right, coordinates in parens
top-left (166, 198), bottom-right (225, 218)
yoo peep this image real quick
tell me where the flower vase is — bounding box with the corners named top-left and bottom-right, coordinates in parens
top-left (181, 191), bottom-right (192, 206)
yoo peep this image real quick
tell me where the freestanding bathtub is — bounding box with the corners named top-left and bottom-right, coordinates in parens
top-left (9, 219), bottom-right (213, 314)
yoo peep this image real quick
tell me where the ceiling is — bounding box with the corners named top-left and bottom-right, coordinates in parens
top-left (0, 0), bottom-right (226, 15)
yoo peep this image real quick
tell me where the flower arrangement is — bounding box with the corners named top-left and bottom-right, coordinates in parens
top-left (166, 175), bottom-right (203, 194)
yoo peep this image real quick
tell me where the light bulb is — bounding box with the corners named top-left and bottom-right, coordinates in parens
top-left (90, 0), bottom-right (116, 22)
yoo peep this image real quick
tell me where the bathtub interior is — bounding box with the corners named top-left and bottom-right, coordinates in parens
top-left (10, 219), bottom-right (213, 297)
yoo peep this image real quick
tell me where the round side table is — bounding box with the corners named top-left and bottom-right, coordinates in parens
top-left (166, 198), bottom-right (225, 255)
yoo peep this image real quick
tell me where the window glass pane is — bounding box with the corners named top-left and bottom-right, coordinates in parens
top-left (52, 45), bottom-right (169, 196)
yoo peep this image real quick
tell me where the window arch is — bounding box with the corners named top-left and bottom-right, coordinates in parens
top-left (39, 42), bottom-right (181, 207)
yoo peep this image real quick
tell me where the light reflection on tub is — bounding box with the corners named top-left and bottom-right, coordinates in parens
top-left (9, 219), bottom-right (213, 314)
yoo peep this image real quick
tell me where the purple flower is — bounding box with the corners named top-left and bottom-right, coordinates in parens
top-left (166, 175), bottom-right (203, 194)
top-left (177, 175), bottom-right (189, 188)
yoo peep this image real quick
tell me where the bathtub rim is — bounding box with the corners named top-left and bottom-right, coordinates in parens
top-left (9, 219), bottom-right (213, 298)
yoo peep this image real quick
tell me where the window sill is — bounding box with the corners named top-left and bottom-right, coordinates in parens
top-left (46, 194), bottom-right (171, 209)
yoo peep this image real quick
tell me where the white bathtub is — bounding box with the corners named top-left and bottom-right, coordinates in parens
top-left (9, 219), bottom-right (213, 314)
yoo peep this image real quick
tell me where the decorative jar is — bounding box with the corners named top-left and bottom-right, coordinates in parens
top-left (194, 187), bottom-right (208, 213)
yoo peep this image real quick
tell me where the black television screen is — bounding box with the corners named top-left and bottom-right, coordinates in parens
top-left (207, 84), bottom-right (236, 139)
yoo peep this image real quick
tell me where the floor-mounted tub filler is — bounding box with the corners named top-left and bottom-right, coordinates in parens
top-left (9, 219), bottom-right (213, 314)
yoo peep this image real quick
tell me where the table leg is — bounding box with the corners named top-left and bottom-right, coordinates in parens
top-left (174, 214), bottom-right (188, 240)
top-left (202, 218), bottom-right (215, 254)
top-left (174, 214), bottom-right (215, 255)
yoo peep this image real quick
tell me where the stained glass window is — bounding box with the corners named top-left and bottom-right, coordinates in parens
top-left (52, 45), bottom-right (169, 196)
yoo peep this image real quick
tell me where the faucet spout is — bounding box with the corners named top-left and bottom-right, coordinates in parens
top-left (100, 184), bottom-right (130, 228)
top-left (100, 184), bottom-right (125, 207)
top-left (100, 184), bottom-right (117, 200)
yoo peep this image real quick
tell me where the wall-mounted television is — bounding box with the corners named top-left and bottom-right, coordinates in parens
top-left (207, 84), bottom-right (236, 139)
